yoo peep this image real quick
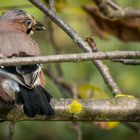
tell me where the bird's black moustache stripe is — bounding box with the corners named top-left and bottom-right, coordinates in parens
top-left (26, 28), bottom-right (33, 34)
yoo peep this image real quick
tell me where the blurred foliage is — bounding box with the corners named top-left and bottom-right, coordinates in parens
top-left (79, 84), bottom-right (110, 99)
top-left (94, 121), bottom-right (120, 130)
top-left (0, 0), bottom-right (140, 140)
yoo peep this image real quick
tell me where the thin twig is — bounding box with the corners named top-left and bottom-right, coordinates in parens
top-left (113, 59), bottom-right (140, 65)
top-left (44, 67), bottom-right (72, 98)
top-left (107, 0), bottom-right (122, 10)
top-left (93, 0), bottom-right (140, 18)
top-left (72, 122), bottom-right (82, 140)
top-left (123, 122), bottom-right (140, 133)
top-left (71, 83), bottom-right (82, 140)
top-left (47, 0), bottom-right (56, 13)
top-left (45, 0), bottom-right (64, 77)
top-left (85, 37), bottom-right (121, 95)
top-left (8, 121), bottom-right (15, 140)
top-left (0, 51), bottom-right (140, 66)
top-left (0, 4), bottom-right (32, 10)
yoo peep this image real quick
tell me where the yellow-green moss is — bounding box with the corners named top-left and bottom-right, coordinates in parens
top-left (68, 100), bottom-right (83, 114)
top-left (115, 93), bottom-right (134, 98)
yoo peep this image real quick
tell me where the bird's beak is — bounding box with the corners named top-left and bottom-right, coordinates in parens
top-left (33, 21), bottom-right (46, 31)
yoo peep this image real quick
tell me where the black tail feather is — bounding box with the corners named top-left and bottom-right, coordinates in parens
top-left (15, 85), bottom-right (54, 117)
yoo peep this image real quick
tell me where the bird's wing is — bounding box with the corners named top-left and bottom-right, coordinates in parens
top-left (16, 64), bottom-right (42, 87)
top-left (0, 64), bottom-right (42, 88)
top-left (0, 67), bottom-right (30, 88)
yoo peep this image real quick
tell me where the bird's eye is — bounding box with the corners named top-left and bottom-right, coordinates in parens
top-left (24, 19), bottom-right (32, 26)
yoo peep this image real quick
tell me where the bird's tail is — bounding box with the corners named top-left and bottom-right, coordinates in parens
top-left (15, 85), bottom-right (54, 117)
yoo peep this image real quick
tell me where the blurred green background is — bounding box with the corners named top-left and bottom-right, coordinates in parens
top-left (0, 0), bottom-right (140, 140)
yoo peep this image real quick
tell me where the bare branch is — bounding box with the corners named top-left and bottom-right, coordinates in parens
top-left (123, 122), bottom-right (140, 133)
top-left (0, 4), bottom-right (32, 10)
top-left (44, 67), bottom-right (72, 98)
top-left (107, 0), bottom-right (122, 10)
top-left (8, 122), bottom-right (15, 140)
top-left (113, 59), bottom-right (140, 65)
top-left (93, 0), bottom-right (140, 18)
top-left (0, 51), bottom-right (140, 66)
top-left (1, 97), bottom-right (140, 122)
top-left (73, 122), bottom-right (82, 140)
top-left (45, 0), bottom-right (64, 77)
top-left (85, 37), bottom-right (121, 95)
top-left (47, 0), bottom-right (56, 13)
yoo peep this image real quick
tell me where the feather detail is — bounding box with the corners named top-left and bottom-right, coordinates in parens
top-left (15, 85), bottom-right (54, 117)
top-left (0, 65), bottom-right (54, 117)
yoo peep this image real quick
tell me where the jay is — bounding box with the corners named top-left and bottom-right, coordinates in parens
top-left (0, 9), bottom-right (54, 117)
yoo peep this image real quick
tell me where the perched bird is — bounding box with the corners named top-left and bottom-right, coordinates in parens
top-left (0, 9), bottom-right (54, 117)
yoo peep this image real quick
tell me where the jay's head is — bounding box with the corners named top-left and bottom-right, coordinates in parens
top-left (0, 9), bottom-right (45, 35)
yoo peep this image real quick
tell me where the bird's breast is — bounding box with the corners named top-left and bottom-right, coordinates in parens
top-left (0, 31), bottom-right (40, 57)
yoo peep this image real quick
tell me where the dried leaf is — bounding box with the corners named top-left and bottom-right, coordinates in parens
top-left (94, 122), bottom-right (120, 130)
top-left (83, 5), bottom-right (140, 42)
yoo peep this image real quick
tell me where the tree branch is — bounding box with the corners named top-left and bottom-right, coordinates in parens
top-left (1, 97), bottom-right (140, 122)
top-left (29, 0), bottom-right (91, 52)
top-left (93, 0), bottom-right (140, 18)
top-left (8, 122), bottom-right (15, 140)
top-left (0, 4), bottom-right (32, 10)
top-left (28, 0), bottom-right (123, 95)
top-left (113, 59), bottom-right (140, 65)
top-left (0, 51), bottom-right (140, 66)
top-left (45, 0), bottom-right (64, 77)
